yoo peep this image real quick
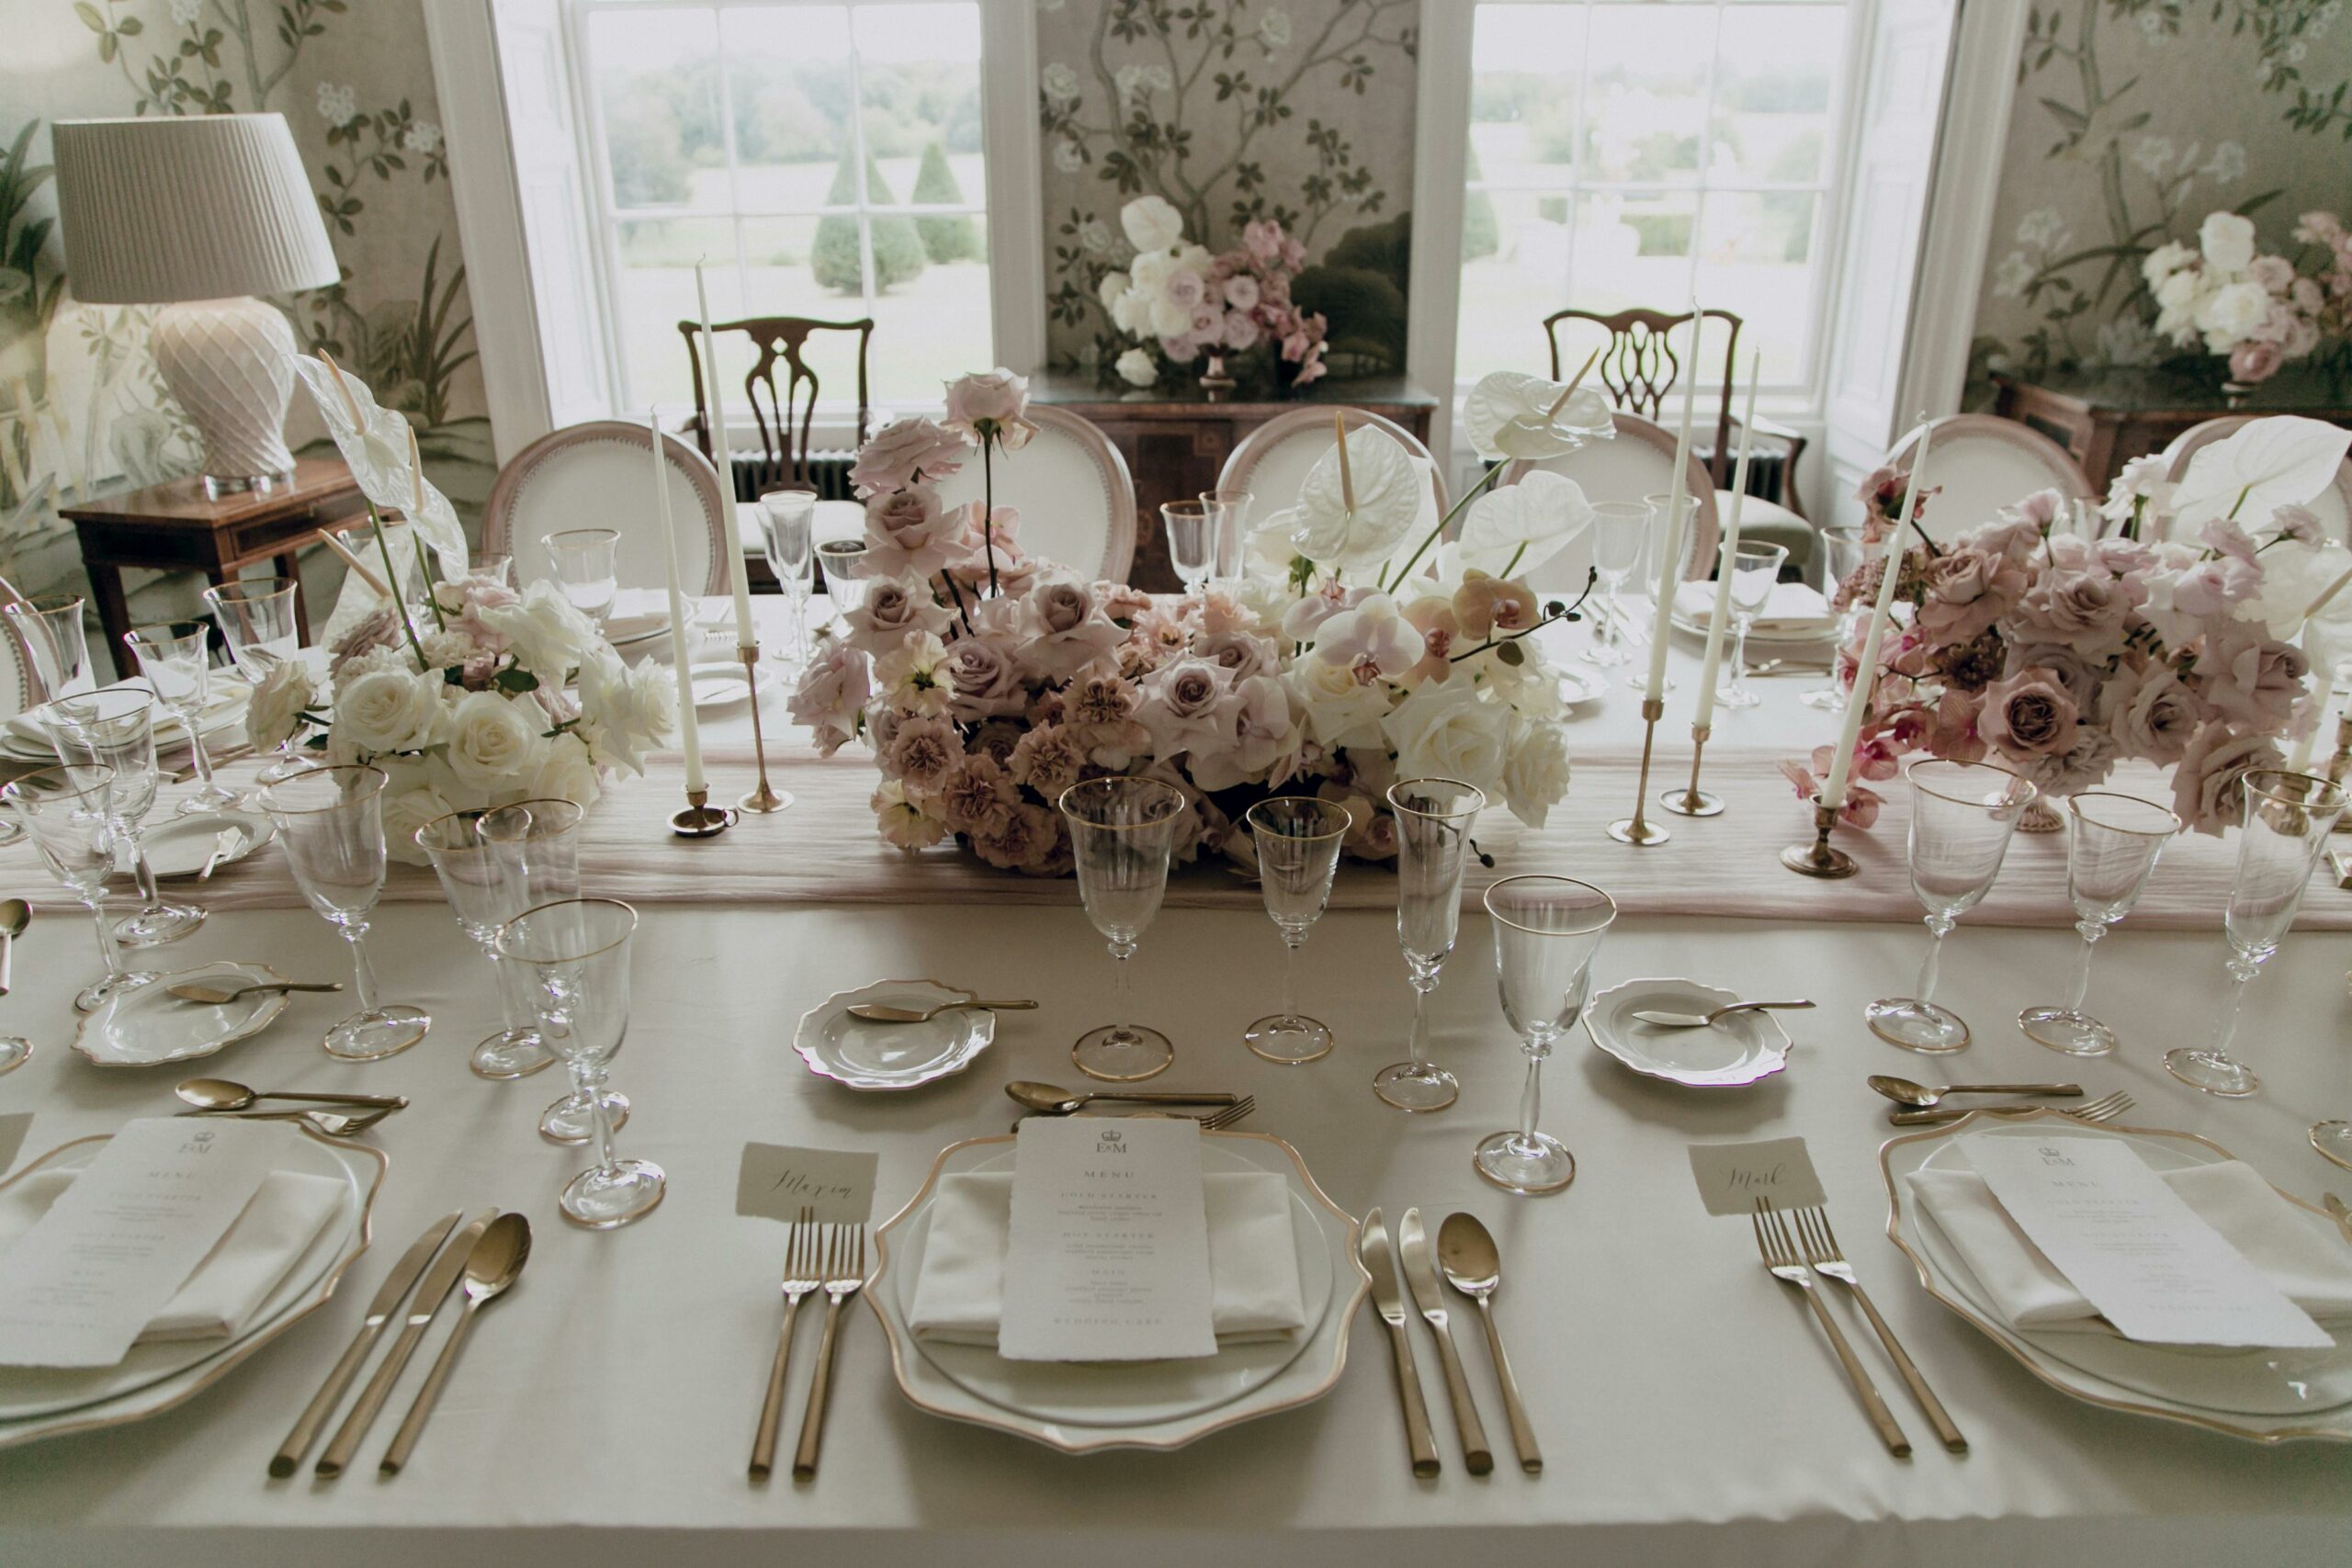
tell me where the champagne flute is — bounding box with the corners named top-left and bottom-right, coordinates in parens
top-left (2166, 769), bottom-right (2348, 1097)
top-left (1866, 759), bottom-right (2037, 1054)
top-left (1714, 538), bottom-right (1789, 709)
top-left (4, 592), bottom-right (92, 700)
top-left (758, 489), bottom-right (817, 669)
top-left (1479, 875), bottom-right (1616, 1195)
top-left (2018, 791), bottom-right (2180, 1056)
top-left (3, 764), bottom-right (156, 1012)
top-left (45, 688), bottom-right (206, 946)
top-left (259, 764), bottom-right (432, 1062)
top-left (1242, 796), bottom-right (1351, 1065)
top-left (1376, 778), bottom-right (1486, 1111)
top-left (1162, 501), bottom-right (1214, 598)
top-left (1057, 776), bottom-right (1186, 1082)
top-left (1802, 526), bottom-right (1868, 710)
top-left (542, 528), bottom-right (620, 629)
top-left (1582, 502), bottom-right (1645, 667)
top-left (125, 620), bottom-right (240, 813)
top-left (1200, 487), bottom-right (1252, 585)
top-left (416, 799), bottom-right (583, 1081)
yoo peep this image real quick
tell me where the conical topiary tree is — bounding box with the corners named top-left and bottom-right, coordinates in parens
top-left (910, 141), bottom-right (979, 264)
top-left (811, 147), bottom-right (926, 294)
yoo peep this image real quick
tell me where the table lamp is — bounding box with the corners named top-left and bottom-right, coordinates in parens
top-left (52, 114), bottom-right (342, 500)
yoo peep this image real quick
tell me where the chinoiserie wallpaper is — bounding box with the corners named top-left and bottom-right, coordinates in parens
top-left (0, 0), bottom-right (490, 615)
top-left (1966, 0), bottom-right (2352, 398)
top-left (1035, 0), bottom-right (1421, 378)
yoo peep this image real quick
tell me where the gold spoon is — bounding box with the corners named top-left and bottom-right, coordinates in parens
top-left (1868, 1073), bottom-right (2083, 1110)
top-left (1004, 1079), bottom-right (1236, 1114)
top-left (166, 978), bottom-right (345, 1006)
top-left (1627, 998), bottom-right (1815, 1029)
top-left (379, 1213), bottom-right (531, 1474)
top-left (1436, 1213), bottom-right (1542, 1475)
top-left (0, 897), bottom-right (28, 998)
top-left (846, 995), bottom-right (1037, 1024)
top-left (175, 1076), bottom-right (406, 1112)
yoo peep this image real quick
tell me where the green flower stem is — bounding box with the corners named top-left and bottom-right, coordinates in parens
top-left (414, 534), bottom-right (447, 630)
top-left (981, 435), bottom-right (1000, 598)
top-left (1379, 459), bottom-right (1509, 594)
top-left (367, 502), bottom-right (431, 671)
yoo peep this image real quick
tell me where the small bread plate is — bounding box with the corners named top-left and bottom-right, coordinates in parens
top-left (74, 960), bottom-right (295, 1068)
top-left (139, 810), bottom-right (274, 879)
top-left (1587, 977), bottom-right (1793, 1088)
top-left (795, 979), bottom-right (998, 1091)
top-left (866, 1130), bottom-right (1367, 1452)
top-left (689, 660), bottom-right (780, 712)
top-left (1556, 664), bottom-right (1605, 708)
top-left (1882, 1108), bottom-right (2352, 1443)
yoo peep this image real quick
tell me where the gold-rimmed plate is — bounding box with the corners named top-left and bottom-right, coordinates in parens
top-left (794, 980), bottom-right (997, 1092)
top-left (73, 961), bottom-right (293, 1068)
top-left (1881, 1108), bottom-right (2352, 1443)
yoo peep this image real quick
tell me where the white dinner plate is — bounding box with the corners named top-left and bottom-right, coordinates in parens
top-left (867, 1131), bottom-right (1368, 1453)
top-left (0, 1122), bottom-right (381, 1434)
top-left (1555, 664), bottom-right (1605, 708)
top-left (1882, 1109), bottom-right (2352, 1442)
top-left (3, 682), bottom-right (248, 758)
top-left (1586, 978), bottom-right (1793, 1088)
top-left (689, 660), bottom-right (780, 711)
top-left (1668, 608), bottom-right (1834, 648)
top-left (73, 961), bottom-right (294, 1068)
top-left (138, 810), bottom-right (274, 879)
top-left (794, 980), bottom-right (996, 1091)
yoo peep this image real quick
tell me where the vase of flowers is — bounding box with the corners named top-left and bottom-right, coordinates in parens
top-left (1099, 197), bottom-right (1329, 393)
top-left (2144, 212), bottom-right (2324, 397)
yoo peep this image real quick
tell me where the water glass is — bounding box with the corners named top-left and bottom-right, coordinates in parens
top-left (1479, 875), bottom-right (1616, 1195)
top-left (259, 764), bottom-right (432, 1062)
top-left (125, 620), bottom-right (239, 813)
top-left (4, 592), bottom-right (93, 700)
top-left (498, 897), bottom-right (663, 1229)
top-left (1058, 776), bottom-right (1186, 1082)
top-left (1200, 488), bottom-right (1252, 583)
top-left (201, 578), bottom-right (300, 677)
top-left (1377, 778), bottom-right (1486, 1111)
top-left (758, 489), bottom-right (817, 665)
top-left (1867, 759), bottom-right (2037, 1054)
top-left (469, 553), bottom-right (515, 588)
top-left (1162, 501), bottom-right (1215, 596)
top-left (542, 528), bottom-right (620, 627)
top-left (46, 688), bottom-right (206, 947)
top-left (1802, 526), bottom-right (1869, 710)
top-left (1583, 502), bottom-right (1646, 667)
top-left (416, 799), bottom-right (582, 1082)
top-left (817, 539), bottom-right (871, 630)
top-left (1242, 797), bottom-right (1351, 1065)
top-left (2019, 791), bottom-right (2180, 1056)
top-left (1715, 538), bottom-right (1790, 710)
top-left (3, 764), bottom-right (154, 1012)
top-left (2165, 770), bottom-right (2348, 1098)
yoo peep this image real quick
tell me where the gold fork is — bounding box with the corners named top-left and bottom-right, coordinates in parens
top-left (1008, 1097), bottom-right (1256, 1134)
top-left (1753, 1200), bottom-right (1910, 1457)
top-left (791, 1224), bottom-right (866, 1482)
top-left (749, 1206), bottom-right (821, 1480)
top-left (1890, 1089), bottom-right (2133, 1127)
top-left (1790, 1206), bottom-right (1966, 1453)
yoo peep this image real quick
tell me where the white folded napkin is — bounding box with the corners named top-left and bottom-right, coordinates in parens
top-left (1908, 1160), bottom-right (2352, 1335)
top-left (1672, 579), bottom-right (1831, 634)
top-left (908, 1170), bottom-right (1306, 1348)
top-left (0, 1168), bottom-right (343, 1343)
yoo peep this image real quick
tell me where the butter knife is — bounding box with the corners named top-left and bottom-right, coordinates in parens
top-left (1360, 1207), bottom-right (1439, 1479)
top-left (315, 1209), bottom-right (494, 1477)
top-left (271, 1210), bottom-right (462, 1478)
top-left (1399, 1207), bottom-right (1492, 1474)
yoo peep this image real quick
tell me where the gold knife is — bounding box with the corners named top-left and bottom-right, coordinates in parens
top-left (1398, 1207), bottom-right (1493, 1475)
top-left (315, 1209), bottom-right (494, 1477)
top-left (270, 1209), bottom-right (462, 1477)
top-left (1360, 1207), bottom-right (1439, 1479)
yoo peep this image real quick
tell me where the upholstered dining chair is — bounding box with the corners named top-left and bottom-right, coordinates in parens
top-left (928, 405), bottom-right (1137, 583)
top-left (0, 613), bottom-right (33, 722)
top-left (680, 313), bottom-right (876, 568)
top-left (1883, 414), bottom-right (2093, 538)
top-left (1217, 406), bottom-right (1448, 521)
top-left (2161, 415), bottom-right (2352, 543)
top-left (1500, 411), bottom-right (1721, 596)
top-left (483, 421), bottom-right (733, 599)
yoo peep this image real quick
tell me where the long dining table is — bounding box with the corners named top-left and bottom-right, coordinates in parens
top-left (1, 598), bottom-right (2349, 1565)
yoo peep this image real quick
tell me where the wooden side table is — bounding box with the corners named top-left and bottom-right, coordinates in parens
top-left (60, 457), bottom-right (369, 678)
top-left (1991, 368), bottom-right (2352, 493)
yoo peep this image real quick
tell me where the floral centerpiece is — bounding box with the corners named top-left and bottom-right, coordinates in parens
top-left (1785, 416), bottom-right (2352, 835)
top-left (793, 369), bottom-right (1615, 873)
top-left (1096, 195), bottom-right (1329, 390)
top-left (2143, 211), bottom-right (2324, 394)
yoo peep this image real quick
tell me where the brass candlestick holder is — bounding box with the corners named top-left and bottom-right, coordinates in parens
top-left (736, 641), bottom-right (791, 814)
top-left (2326, 711), bottom-right (2352, 833)
top-left (1781, 796), bottom-right (1858, 878)
top-left (670, 786), bottom-right (735, 838)
top-left (1658, 722), bottom-right (1724, 817)
top-left (1608, 697), bottom-right (1671, 845)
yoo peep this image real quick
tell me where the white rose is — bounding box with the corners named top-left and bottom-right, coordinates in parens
top-left (476, 581), bottom-right (598, 679)
top-left (1148, 294), bottom-right (1193, 340)
top-left (1498, 718), bottom-right (1571, 829)
top-left (1096, 270), bottom-right (1130, 312)
top-left (1120, 194), bottom-right (1184, 254)
top-left (380, 784), bottom-right (459, 867)
top-left (1381, 682), bottom-right (1509, 796)
top-left (526, 731), bottom-right (603, 810)
top-left (1283, 657), bottom-right (1391, 750)
top-left (443, 689), bottom-right (547, 793)
top-left (2198, 210), bottom-right (2257, 275)
top-left (573, 649), bottom-right (673, 773)
top-left (243, 659), bottom-right (317, 752)
top-left (2142, 241), bottom-right (2195, 282)
top-left (2197, 278), bottom-right (2273, 344)
top-left (1115, 347), bottom-right (1159, 388)
top-left (335, 667), bottom-right (446, 755)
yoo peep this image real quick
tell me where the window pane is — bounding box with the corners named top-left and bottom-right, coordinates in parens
top-left (1711, 6), bottom-right (1843, 185)
top-left (1455, 190), bottom-right (1570, 388)
top-left (1696, 191), bottom-right (1817, 384)
top-left (722, 6), bottom-right (852, 213)
top-left (1467, 6), bottom-right (1582, 186)
top-left (856, 5), bottom-right (986, 212)
top-left (1581, 6), bottom-right (1716, 185)
top-left (866, 214), bottom-right (992, 401)
top-left (1576, 189), bottom-right (1698, 312)
top-left (590, 7), bottom-right (721, 211)
top-left (614, 216), bottom-right (738, 411)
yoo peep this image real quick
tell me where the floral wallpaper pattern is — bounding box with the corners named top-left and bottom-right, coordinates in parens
top-left (0, 0), bottom-right (488, 617)
top-left (1969, 0), bottom-right (2351, 396)
top-left (1035, 0), bottom-right (1420, 378)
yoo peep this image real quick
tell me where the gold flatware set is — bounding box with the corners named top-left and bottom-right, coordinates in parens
top-left (173, 1076), bottom-right (407, 1137)
top-left (1360, 1207), bottom-right (1539, 1479)
top-left (748, 1212), bottom-right (868, 1483)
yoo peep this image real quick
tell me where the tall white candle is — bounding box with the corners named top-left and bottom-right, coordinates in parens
top-left (1644, 306), bottom-right (1705, 703)
top-left (1690, 350), bottom-right (1760, 730)
top-left (651, 412), bottom-right (706, 795)
top-left (1823, 427), bottom-right (1933, 811)
top-left (693, 262), bottom-right (757, 644)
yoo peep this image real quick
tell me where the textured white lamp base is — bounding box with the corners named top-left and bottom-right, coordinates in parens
top-left (151, 296), bottom-right (300, 498)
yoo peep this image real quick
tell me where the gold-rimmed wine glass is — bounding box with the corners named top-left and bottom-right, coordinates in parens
top-left (1479, 874), bottom-right (1616, 1195)
top-left (2018, 791), bottom-right (2180, 1056)
top-left (1866, 759), bottom-right (2036, 1054)
top-left (3, 764), bottom-right (156, 1012)
top-left (45, 686), bottom-right (207, 947)
top-left (1057, 775), bottom-right (1186, 1082)
top-left (124, 619), bottom-right (242, 813)
top-left (1377, 777), bottom-right (1486, 1111)
top-left (415, 798), bottom-right (583, 1082)
top-left (1241, 796), bottom-right (1351, 1065)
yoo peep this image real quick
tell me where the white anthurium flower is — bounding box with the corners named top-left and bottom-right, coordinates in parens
top-left (1459, 371), bottom-right (1614, 462)
top-left (289, 355), bottom-right (468, 574)
top-left (1454, 470), bottom-right (1593, 580)
top-left (1285, 424), bottom-right (1426, 572)
top-left (2170, 415), bottom-right (2352, 532)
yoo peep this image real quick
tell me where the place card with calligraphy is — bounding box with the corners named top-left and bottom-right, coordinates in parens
top-left (733, 1144), bottom-right (878, 1225)
top-left (1688, 1136), bottom-right (1826, 1217)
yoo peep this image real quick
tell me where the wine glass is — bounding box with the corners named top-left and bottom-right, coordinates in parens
top-left (542, 528), bottom-right (620, 628)
top-left (817, 539), bottom-right (871, 633)
top-left (2019, 791), bottom-right (2180, 1056)
top-left (1714, 538), bottom-right (1790, 709)
top-left (1582, 502), bottom-right (1646, 667)
top-left (1867, 759), bottom-right (2037, 1054)
top-left (1625, 492), bottom-right (1696, 690)
top-left (258, 764), bottom-right (432, 1062)
top-left (1479, 875), bottom-right (1616, 1195)
top-left (45, 688), bottom-right (206, 947)
top-left (1057, 775), bottom-right (1186, 1082)
top-left (469, 553), bottom-right (514, 587)
top-left (1376, 778), bottom-right (1486, 1111)
top-left (2166, 769), bottom-right (2348, 1098)
top-left (758, 489), bottom-right (817, 667)
top-left (124, 620), bottom-right (240, 813)
top-left (1162, 501), bottom-right (1214, 598)
top-left (1242, 796), bottom-right (1351, 1065)
top-left (1801, 526), bottom-right (1868, 710)
top-left (498, 897), bottom-right (663, 1228)
top-left (1200, 488), bottom-right (1252, 584)
top-left (4, 592), bottom-right (93, 700)
top-left (200, 578), bottom-right (300, 677)
top-left (416, 799), bottom-right (583, 1081)
top-left (2, 764), bottom-right (156, 1012)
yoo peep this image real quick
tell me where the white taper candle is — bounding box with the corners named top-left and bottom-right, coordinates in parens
top-left (1823, 425), bottom-right (1933, 811)
top-left (1690, 350), bottom-right (1760, 730)
top-left (693, 262), bottom-right (757, 644)
top-left (651, 411), bottom-right (705, 795)
top-left (1644, 306), bottom-right (1705, 703)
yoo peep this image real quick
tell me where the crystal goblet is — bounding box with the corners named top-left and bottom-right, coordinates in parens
top-left (1478, 874), bottom-right (1616, 1195)
top-left (1376, 778), bottom-right (1487, 1111)
top-left (1242, 796), bottom-right (1351, 1065)
top-left (2018, 791), bottom-right (2180, 1055)
top-left (1057, 775), bottom-right (1186, 1083)
top-left (1866, 759), bottom-right (2037, 1054)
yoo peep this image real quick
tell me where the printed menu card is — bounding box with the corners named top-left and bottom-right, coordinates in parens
top-left (0, 1118), bottom-right (279, 1368)
top-left (1962, 1134), bottom-right (2331, 1348)
top-left (999, 1116), bottom-right (1216, 1363)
